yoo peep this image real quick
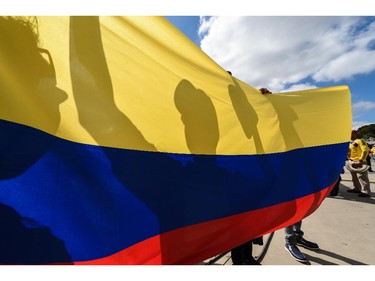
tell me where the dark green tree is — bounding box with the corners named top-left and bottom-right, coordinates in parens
top-left (357, 124), bottom-right (375, 140)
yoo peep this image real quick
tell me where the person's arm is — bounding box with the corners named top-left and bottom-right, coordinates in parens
top-left (358, 139), bottom-right (369, 163)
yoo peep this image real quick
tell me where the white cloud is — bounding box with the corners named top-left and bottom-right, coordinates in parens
top-left (198, 16), bottom-right (215, 36)
top-left (352, 100), bottom-right (375, 111)
top-left (313, 50), bottom-right (375, 82)
top-left (281, 83), bottom-right (318, 92)
top-left (352, 101), bottom-right (375, 128)
top-left (352, 121), bottom-right (372, 129)
top-left (199, 16), bottom-right (375, 92)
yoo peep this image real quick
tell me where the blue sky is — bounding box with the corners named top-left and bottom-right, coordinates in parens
top-left (166, 16), bottom-right (375, 129)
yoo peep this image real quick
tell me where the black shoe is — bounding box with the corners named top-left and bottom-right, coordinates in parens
top-left (284, 243), bottom-right (308, 263)
top-left (296, 237), bottom-right (320, 251)
top-left (244, 258), bottom-right (261, 265)
top-left (232, 258), bottom-right (261, 265)
top-left (358, 193), bottom-right (370, 197)
top-left (347, 189), bottom-right (361, 193)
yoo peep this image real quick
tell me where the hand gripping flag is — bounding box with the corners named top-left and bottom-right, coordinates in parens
top-left (0, 16), bottom-right (351, 264)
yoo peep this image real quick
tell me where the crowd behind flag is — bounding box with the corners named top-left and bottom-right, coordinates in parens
top-left (0, 16), bottom-right (351, 264)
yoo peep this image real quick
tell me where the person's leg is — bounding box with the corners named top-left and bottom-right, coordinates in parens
top-left (292, 220), bottom-right (304, 239)
top-left (294, 220), bottom-right (319, 251)
top-left (284, 224), bottom-right (297, 245)
top-left (242, 240), bottom-right (252, 262)
top-left (330, 178), bottom-right (340, 196)
top-left (231, 243), bottom-right (246, 265)
top-left (284, 222), bottom-right (307, 263)
top-left (245, 241), bottom-right (261, 265)
top-left (330, 177), bottom-right (344, 198)
top-left (348, 172), bottom-right (362, 192)
top-left (231, 241), bottom-right (252, 265)
top-left (357, 171), bottom-right (371, 196)
top-left (367, 156), bottom-right (373, 172)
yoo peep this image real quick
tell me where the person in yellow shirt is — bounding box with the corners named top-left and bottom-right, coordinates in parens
top-left (347, 130), bottom-right (371, 197)
top-left (366, 143), bottom-right (373, 172)
top-left (368, 144), bottom-right (374, 170)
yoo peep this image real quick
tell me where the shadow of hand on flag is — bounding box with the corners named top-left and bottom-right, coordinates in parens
top-left (68, 16), bottom-right (273, 263)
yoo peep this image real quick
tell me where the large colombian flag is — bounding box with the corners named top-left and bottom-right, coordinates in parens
top-left (0, 16), bottom-right (351, 264)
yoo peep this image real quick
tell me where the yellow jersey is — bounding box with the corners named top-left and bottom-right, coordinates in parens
top-left (348, 139), bottom-right (369, 162)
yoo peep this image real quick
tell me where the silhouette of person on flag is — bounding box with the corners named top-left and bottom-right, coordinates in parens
top-left (0, 16), bottom-right (70, 264)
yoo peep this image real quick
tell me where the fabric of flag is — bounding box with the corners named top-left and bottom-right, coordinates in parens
top-left (0, 16), bottom-right (351, 264)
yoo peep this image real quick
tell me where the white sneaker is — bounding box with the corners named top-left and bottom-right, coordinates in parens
top-left (331, 194), bottom-right (344, 199)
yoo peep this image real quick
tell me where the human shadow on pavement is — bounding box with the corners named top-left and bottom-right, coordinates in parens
top-left (305, 249), bottom-right (367, 265)
top-left (328, 182), bottom-right (375, 205)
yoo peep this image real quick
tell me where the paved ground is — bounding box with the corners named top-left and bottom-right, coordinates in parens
top-left (203, 158), bottom-right (375, 266)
